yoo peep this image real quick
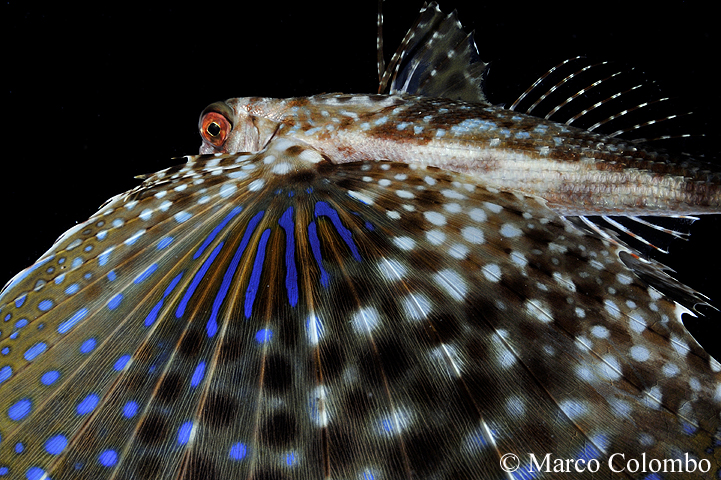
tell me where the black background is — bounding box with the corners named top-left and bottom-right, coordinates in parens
top-left (3, 2), bottom-right (720, 356)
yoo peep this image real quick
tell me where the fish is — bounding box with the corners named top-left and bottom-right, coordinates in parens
top-left (2, 2), bottom-right (720, 480)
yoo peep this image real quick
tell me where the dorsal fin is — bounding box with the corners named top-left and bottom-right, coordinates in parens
top-left (378, 2), bottom-right (487, 103)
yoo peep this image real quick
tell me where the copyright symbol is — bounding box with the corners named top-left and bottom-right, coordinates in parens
top-left (500, 453), bottom-right (520, 472)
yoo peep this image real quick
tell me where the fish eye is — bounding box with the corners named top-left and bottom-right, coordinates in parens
top-left (200, 111), bottom-right (232, 148)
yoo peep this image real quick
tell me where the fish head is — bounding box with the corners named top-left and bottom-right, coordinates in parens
top-left (198, 97), bottom-right (283, 154)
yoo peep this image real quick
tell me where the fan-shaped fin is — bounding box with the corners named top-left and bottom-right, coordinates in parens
top-left (1, 137), bottom-right (720, 479)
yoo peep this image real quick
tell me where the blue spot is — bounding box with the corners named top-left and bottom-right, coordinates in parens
top-left (229, 442), bottom-right (247, 461)
top-left (113, 354), bottom-right (130, 371)
top-left (45, 434), bottom-right (68, 455)
top-left (365, 221), bottom-right (374, 231)
top-left (177, 421), bottom-right (193, 445)
top-left (362, 470), bottom-right (376, 480)
top-left (177, 242), bottom-right (224, 318)
top-left (8, 398), bottom-right (31, 421)
top-left (84, 273), bottom-right (92, 280)
top-left (15, 318), bottom-right (28, 329)
top-left (98, 248), bottom-right (112, 266)
top-left (208, 211), bottom-right (265, 332)
top-left (307, 222), bottom-right (329, 287)
top-left (194, 206), bottom-right (243, 259)
top-left (41, 370), bottom-right (60, 386)
top-left (65, 283), bottom-right (80, 295)
top-left (24, 342), bottom-right (47, 361)
top-left (1, 347), bottom-right (9, 355)
top-left (144, 300), bottom-right (163, 327)
top-left (278, 207), bottom-right (298, 307)
top-left (157, 236), bottom-right (174, 250)
top-left (0, 466), bottom-right (8, 475)
top-left (107, 270), bottom-right (117, 281)
top-left (25, 467), bottom-right (47, 480)
top-left (54, 273), bottom-right (66, 284)
top-left (190, 362), bottom-right (206, 388)
top-left (37, 299), bottom-right (53, 311)
top-left (575, 442), bottom-right (601, 462)
top-left (0, 366), bottom-right (11, 384)
top-left (682, 422), bottom-right (697, 435)
top-left (134, 263), bottom-right (158, 284)
top-left (244, 229), bottom-right (271, 319)
top-left (84, 245), bottom-right (93, 252)
top-left (98, 449), bottom-right (118, 467)
top-left (122, 401), bottom-right (138, 418)
top-left (14, 294), bottom-right (26, 308)
top-left (107, 293), bottom-right (123, 310)
top-left (72, 257), bottom-right (83, 268)
top-left (642, 475), bottom-right (663, 480)
top-left (255, 328), bottom-right (273, 344)
top-left (58, 308), bottom-right (89, 334)
top-left (515, 131), bottom-right (531, 139)
top-left (314, 202), bottom-right (362, 261)
top-left (15, 442), bottom-right (24, 453)
top-left (77, 393), bottom-right (99, 415)
top-left (80, 338), bottom-right (96, 354)
top-left (285, 451), bottom-right (297, 466)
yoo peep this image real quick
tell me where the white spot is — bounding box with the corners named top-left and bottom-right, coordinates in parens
top-left (552, 272), bottom-right (576, 292)
top-left (500, 223), bottom-right (522, 238)
top-left (426, 229), bottom-right (445, 245)
top-left (402, 293), bottom-right (432, 321)
top-left (642, 386), bottom-right (662, 409)
top-left (630, 345), bottom-right (650, 362)
top-left (124, 229), bottom-right (146, 246)
top-left (378, 258), bottom-right (406, 281)
top-left (628, 312), bottom-right (646, 333)
top-left (616, 273), bottom-right (633, 285)
top-left (392, 237), bottom-right (415, 251)
top-left (662, 362), bottom-right (680, 377)
top-left (461, 226), bottom-right (484, 244)
top-left (448, 243), bottom-right (469, 259)
top-left (600, 354), bottom-right (622, 381)
top-left (441, 189), bottom-right (466, 199)
top-left (444, 203), bottom-right (462, 213)
top-left (424, 176), bottom-right (437, 186)
top-left (525, 299), bottom-right (553, 323)
top-left (429, 343), bottom-right (464, 378)
top-left (505, 396), bottom-right (525, 417)
top-left (469, 208), bottom-right (487, 222)
top-left (424, 211), bottom-right (446, 226)
top-left (219, 184), bottom-right (237, 198)
top-left (159, 200), bottom-right (172, 212)
top-left (590, 325), bottom-right (609, 338)
top-left (174, 211), bottom-right (192, 223)
top-left (386, 210), bottom-right (401, 220)
top-left (376, 407), bottom-right (413, 437)
top-left (348, 190), bottom-right (374, 205)
top-left (481, 264), bottom-right (501, 283)
top-left (352, 307), bottom-right (380, 334)
top-left (139, 209), bottom-right (153, 221)
top-left (306, 314), bottom-right (324, 346)
top-left (434, 269), bottom-right (467, 301)
top-left (509, 251), bottom-right (527, 268)
top-left (173, 184), bottom-right (188, 192)
top-left (309, 385), bottom-right (330, 427)
top-left (263, 154), bottom-right (276, 164)
top-left (248, 179), bottom-right (265, 191)
top-left (483, 202), bottom-right (503, 214)
top-left (559, 399), bottom-right (587, 419)
top-left (396, 190), bottom-right (414, 199)
top-left (271, 162), bottom-right (292, 175)
top-left (604, 299), bottom-right (621, 319)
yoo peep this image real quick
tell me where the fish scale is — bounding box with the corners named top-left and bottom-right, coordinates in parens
top-left (2, 3), bottom-right (721, 480)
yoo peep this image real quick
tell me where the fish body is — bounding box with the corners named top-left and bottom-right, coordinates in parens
top-left (204, 94), bottom-right (721, 216)
top-left (1, 2), bottom-right (721, 480)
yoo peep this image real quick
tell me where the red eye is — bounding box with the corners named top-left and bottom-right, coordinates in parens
top-left (200, 111), bottom-right (232, 148)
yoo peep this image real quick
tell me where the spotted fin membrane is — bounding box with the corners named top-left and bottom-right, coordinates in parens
top-left (3, 4), bottom-right (721, 480)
